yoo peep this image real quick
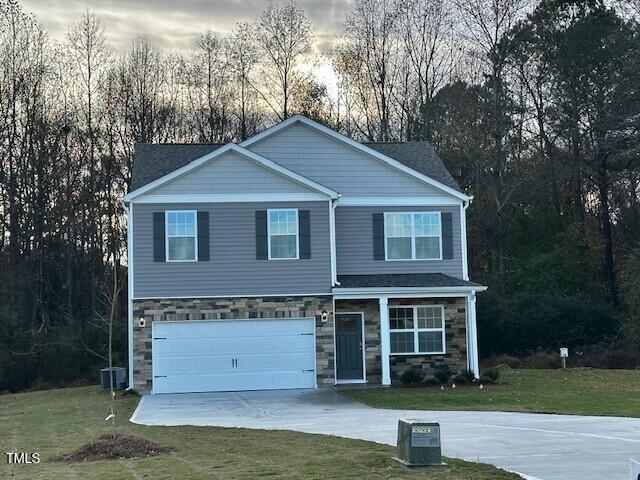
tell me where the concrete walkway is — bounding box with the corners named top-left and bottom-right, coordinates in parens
top-left (130, 388), bottom-right (640, 480)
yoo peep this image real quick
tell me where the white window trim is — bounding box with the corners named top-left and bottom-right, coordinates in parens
top-left (267, 208), bottom-right (299, 260)
top-left (165, 210), bottom-right (198, 262)
top-left (389, 305), bottom-right (446, 355)
top-left (384, 211), bottom-right (443, 261)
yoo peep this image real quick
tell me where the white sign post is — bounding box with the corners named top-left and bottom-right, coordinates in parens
top-left (560, 348), bottom-right (568, 369)
top-left (631, 459), bottom-right (640, 480)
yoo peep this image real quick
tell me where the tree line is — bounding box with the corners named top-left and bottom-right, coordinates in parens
top-left (0, 0), bottom-right (639, 391)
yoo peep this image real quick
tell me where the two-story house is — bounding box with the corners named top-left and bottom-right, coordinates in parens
top-left (123, 115), bottom-right (486, 394)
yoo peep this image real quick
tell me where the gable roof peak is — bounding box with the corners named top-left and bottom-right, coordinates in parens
top-left (128, 115), bottom-right (469, 202)
top-left (242, 115), bottom-right (468, 200)
top-left (124, 142), bottom-right (339, 202)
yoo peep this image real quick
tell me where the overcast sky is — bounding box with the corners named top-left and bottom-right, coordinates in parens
top-left (20, 0), bottom-right (351, 53)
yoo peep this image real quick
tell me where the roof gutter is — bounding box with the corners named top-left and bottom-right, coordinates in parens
top-left (333, 285), bottom-right (488, 299)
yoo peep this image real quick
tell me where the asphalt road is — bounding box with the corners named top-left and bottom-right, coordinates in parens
top-left (131, 388), bottom-right (640, 480)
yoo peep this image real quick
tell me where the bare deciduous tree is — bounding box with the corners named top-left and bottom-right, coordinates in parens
top-left (185, 31), bottom-right (232, 142)
top-left (67, 11), bottom-right (110, 168)
top-left (336, 0), bottom-right (402, 141)
top-left (255, 0), bottom-right (312, 120)
top-left (453, 0), bottom-right (529, 274)
top-left (397, 0), bottom-right (459, 140)
top-left (229, 22), bottom-right (261, 140)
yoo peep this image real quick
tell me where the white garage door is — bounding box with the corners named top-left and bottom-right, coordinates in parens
top-left (152, 318), bottom-right (316, 394)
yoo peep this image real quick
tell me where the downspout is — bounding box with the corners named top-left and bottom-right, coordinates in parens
top-left (329, 196), bottom-right (341, 287)
top-left (461, 197), bottom-right (472, 281)
top-left (123, 201), bottom-right (134, 391)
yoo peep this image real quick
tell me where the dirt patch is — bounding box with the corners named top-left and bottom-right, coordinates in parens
top-left (116, 389), bottom-right (139, 400)
top-left (54, 433), bottom-right (173, 463)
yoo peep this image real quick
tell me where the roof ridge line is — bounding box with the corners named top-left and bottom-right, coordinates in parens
top-left (137, 142), bottom-right (228, 146)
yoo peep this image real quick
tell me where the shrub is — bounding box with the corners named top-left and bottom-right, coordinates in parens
top-left (423, 377), bottom-right (440, 387)
top-left (451, 374), bottom-right (468, 385)
top-left (482, 368), bottom-right (500, 383)
top-left (400, 370), bottom-right (423, 385)
top-left (433, 366), bottom-right (453, 384)
top-left (460, 369), bottom-right (476, 383)
top-left (482, 354), bottom-right (523, 369)
top-left (524, 351), bottom-right (560, 369)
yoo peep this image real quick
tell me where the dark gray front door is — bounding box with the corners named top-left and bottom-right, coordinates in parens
top-left (336, 313), bottom-right (364, 381)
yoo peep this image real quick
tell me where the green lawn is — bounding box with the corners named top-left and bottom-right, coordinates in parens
top-left (342, 368), bottom-right (640, 417)
top-left (0, 386), bottom-right (519, 480)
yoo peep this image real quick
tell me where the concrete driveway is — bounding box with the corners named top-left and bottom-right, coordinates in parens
top-left (130, 388), bottom-right (640, 480)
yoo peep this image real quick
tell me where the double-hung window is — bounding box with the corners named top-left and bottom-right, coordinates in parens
top-left (384, 212), bottom-right (441, 260)
top-left (389, 306), bottom-right (445, 354)
top-left (166, 210), bottom-right (197, 261)
top-left (268, 209), bottom-right (299, 260)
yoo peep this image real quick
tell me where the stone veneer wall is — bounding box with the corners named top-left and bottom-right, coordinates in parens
top-left (335, 297), bottom-right (467, 384)
top-left (132, 295), bottom-right (333, 392)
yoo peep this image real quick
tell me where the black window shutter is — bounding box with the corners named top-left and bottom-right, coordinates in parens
top-left (197, 211), bottom-right (210, 261)
top-left (153, 212), bottom-right (165, 262)
top-left (299, 210), bottom-right (311, 259)
top-left (441, 212), bottom-right (453, 259)
top-left (255, 210), bottom-right (268, 260)
top-left (372, 213), bottom-right (385, 260)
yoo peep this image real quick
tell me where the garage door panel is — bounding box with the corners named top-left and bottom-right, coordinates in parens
top-left (156, 320), bottom-right (314, 338)
top-left (154, 370), bottom-right (316, 394)
top-left (238, 335), bottom-right (314, 355)
top-left (154, 373), bottom-right (236, 394)
top-left (153, 338), bottom-right (240, 356)
top-left (237, 351), bottom-right (316, 371)
top-left (152, 318), bottom-right (316, 394)
top-left (154, 355), bottom-right (235, 375)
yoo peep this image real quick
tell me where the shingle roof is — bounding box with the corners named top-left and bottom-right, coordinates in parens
top-left (364, 141), bottom-right (461, 192)
top-left (130, 143), bottom-right (224, 190)
top-left (336, 273), bottom-right (482, 289)
top-left (129, 139), bottom-right (462, 194)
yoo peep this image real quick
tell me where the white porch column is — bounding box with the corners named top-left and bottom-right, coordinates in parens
top-left (467, 292), bottom-right (480, 378)
top-left (379, 296), bottom-right (391, 386)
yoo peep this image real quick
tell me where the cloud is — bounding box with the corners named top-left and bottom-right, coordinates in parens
top-left (20, 0), bottom-right (351, 53)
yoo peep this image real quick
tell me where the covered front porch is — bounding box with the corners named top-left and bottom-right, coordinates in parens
top-left (332, 273), bottom-right (486, 385)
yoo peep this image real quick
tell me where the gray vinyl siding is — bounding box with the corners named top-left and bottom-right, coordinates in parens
top-left (152, 151), bottom-right (312, 195)
top-left (132, 202), bottom-right (331, 298)
top-left (335, 206), bottom-right (464, 278)
top-left (248, 123), bottom-right (447, 198)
